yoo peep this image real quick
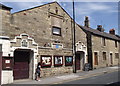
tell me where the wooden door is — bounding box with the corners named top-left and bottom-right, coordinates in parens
top-left (94, 52), bottom-right (98, 65)
top-left (13, 50), bottom-right (30, 80)
top-left (14, 62), bottom-right (29, 80)
top-left (76, 53), bottom-right (80, 70)
top-left (110, 53), bottom-right (113, 65)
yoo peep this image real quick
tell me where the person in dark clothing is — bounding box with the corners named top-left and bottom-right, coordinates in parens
top-left (35, 62), bottom-right (41, 81)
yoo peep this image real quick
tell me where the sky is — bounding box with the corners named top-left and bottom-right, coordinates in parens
top-left (0, 0), bottom-right (119, 35)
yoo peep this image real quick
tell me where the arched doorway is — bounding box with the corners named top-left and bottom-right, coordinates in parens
top-left (13, 49), bottom-right (34, 80)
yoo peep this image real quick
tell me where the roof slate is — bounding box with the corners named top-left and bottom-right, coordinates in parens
top-left (79, 25), bottom-right (120, 41)
top-left (0, 3), bottom-right (12, 9)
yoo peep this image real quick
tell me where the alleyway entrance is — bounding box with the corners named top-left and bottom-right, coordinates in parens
top-left (76, 52), bottom-right (80, 70)
top-left (76, 51), bottom-right (85, 70)
top-left (13, 49), bottom-right (33, 80)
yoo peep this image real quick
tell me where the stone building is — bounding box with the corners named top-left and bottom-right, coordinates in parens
top-left (0, 2), bottom-right (119, 85)
top-left (80, 17), bottom-right (120, 69)
top-left (0, 2), bottom-right (87, 84)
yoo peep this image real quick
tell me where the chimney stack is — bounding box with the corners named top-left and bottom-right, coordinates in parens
top-left (84, 16), bottom-right (90, 28)
top-left (109, 28), bottom-right (115, 35)
top-left (97, 25), bottom-right (104, 32)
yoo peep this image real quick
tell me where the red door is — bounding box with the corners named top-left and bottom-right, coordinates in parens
top-left (13, 50), bottom-right (30, 80)
top-left (76, 53), bottom-right (80, 70)
top-left (0, 52), bottom-right (2, 85)
top-left (14, 62), bottom-right (29, 80)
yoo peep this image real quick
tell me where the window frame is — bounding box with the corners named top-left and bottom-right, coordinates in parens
top-left (52, 26), bottom-right (61, 36)
top-left (102, 37), bottom-right (106, 46)
top-left (115, 41), bottom-right (117, 48)
top-left (103, 52), bottom-right (107, 60)
top-left (115, 53), bottom-right (119, 59)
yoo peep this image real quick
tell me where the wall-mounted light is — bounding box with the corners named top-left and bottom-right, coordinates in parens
top-left (8, 54), bottom-right (10, 57)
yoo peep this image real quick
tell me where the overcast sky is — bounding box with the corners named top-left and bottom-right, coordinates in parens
top-left (0, 0), bottom-right (119, 35)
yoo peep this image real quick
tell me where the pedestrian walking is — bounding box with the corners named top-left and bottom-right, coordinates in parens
top-left (35, 62), bottom-right (41, 81)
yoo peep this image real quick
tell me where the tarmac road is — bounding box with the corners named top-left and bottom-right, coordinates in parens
top-left (54, 71), bottom-right (119, 85)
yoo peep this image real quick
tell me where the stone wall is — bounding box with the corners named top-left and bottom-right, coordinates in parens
top-left (92, 35), bottom-right (119, 69)
top-left (1, 8), bottom-right (11, 36)
top-left (1, 2), bottom-right (87, 77)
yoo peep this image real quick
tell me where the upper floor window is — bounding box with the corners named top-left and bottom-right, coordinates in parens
top-left (52, 27), bottom-right (61, 36)
top-left (102, 37), bottom-right (106, 46)
top-left (115, 41), bottom-right (117, 47)
top-left (115, 53), bottom-right (119, 59)
top-left (56, 7), bottom-right (58, 14)
top-left (103, 52), bottom-right (106, 60)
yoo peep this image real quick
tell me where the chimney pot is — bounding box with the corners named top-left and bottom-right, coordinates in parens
top-left (109, 28), bottom-right (115, 35)
top-left (97, 25), bottom-right (104, 32)
top-left (84, 16), bottom-right (90, 28)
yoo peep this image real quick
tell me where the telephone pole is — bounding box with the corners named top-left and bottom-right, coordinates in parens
top-left (73, 0), bottom-right (76, 73)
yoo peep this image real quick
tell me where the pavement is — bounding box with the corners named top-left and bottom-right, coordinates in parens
top-left (4, 66), bottom-right (120, 85)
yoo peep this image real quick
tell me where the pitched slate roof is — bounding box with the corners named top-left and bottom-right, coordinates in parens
top-left (0, 3), bottom-right (12, 10)
top-left (79, 25), bottom-right (120, 41)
